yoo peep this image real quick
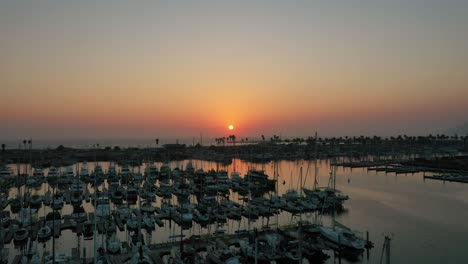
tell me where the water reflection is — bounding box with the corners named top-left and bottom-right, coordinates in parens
top-left (4, 158), bottom-right (468, 263)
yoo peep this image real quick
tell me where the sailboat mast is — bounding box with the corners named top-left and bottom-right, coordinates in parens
top-left (314, 131), bottom-right (318, 190)
top-left (299, 166), bottom-right (303, 264)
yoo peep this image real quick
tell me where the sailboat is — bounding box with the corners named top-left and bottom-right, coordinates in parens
top-left (318, 220), bottom-right (365, 250)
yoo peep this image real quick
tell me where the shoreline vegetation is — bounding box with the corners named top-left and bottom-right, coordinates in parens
top-left (2, 134), bottom-right (468, 170)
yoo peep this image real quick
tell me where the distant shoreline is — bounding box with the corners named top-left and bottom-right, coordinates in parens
top-left (2, 137), bottom-right (467, 169)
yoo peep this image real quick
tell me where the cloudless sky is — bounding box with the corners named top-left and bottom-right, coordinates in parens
top-left (1, 0), bottom-right (467, 140)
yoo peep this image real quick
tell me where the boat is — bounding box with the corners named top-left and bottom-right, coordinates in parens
top-left (95, 196), bottom-right (111, 218)
top-left (129, 246), bottom-right (153, 264)
top-left (111, 188), bottom-right (124, 204)
top-left (71, 205), bottom-right (87, 223)
top-left (107, 233), bottom-right (121, 254)
top-left (119, 165), bottom-right (132, 184)
top-left (93, 164), bottom-right (105, 179)
top-left (10, 198), bottom-right (21, 213)
top-left (143, 214), bottom-right (155, 229)
top-left (45, 211), bottom-right (62, 229)
top-left (159, 164), bottom-right (171, 179)
top-left (43, 190), bottom-right (52, 206)
top-left (21, 253), bottom-right (41, 264)
top-left (70, 181), bottom-right (85, 194)
top-left (47, 167), bottom-right (59, 182)
top-left (318, 221), bottom-right (365, 250)
top-left (206, 240), bottom-right (241, 264)
top-left (126, 187), bottom-right (139, 204)
top-left (140, 202), bottom-right (156, 214)
top-left (51, 192), bottom-right (64, 210)
top-left (44, 253), bottom-right (71, 264)
top-left (70, 191), bottom-right (83, 206)
top-left (82, 221), bottom-right (94, 240)
top-left (79, 162), bottom-right (90, 182)
top-left (29, 194), bottom-right (42, 207)
top-left (14, 227), bottom-right (29, 242)
top-left (18, 208), bottom-right (37, 227)
top-left (117, 205), bottom-right (132, 222)
top-left (37, 225), bottom-right (52, 241)
top-left (58, 167), bottom-right (74, 185)
top-left (0, 211), bottom-right (10, 227)
top-left (145, 163), bottom-right (159, 179)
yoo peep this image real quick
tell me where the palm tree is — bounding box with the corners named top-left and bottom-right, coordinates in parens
top-left (261, 135), bottom-right (265, 142)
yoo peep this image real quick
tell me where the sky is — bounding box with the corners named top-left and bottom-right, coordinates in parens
top-left (1, 0), bottom-right (467, 140)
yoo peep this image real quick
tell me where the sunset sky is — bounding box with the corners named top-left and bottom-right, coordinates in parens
top-left (1, 0), bottom-right (467, 140)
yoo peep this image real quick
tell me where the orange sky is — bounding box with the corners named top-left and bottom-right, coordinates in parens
top-left (1, 1), bottom-right (467, 139)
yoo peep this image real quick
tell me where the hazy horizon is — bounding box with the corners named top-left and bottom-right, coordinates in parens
top-left (2, 1), bottom-right (467, 139)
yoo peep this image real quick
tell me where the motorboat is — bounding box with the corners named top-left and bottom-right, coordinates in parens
top-left (44, 254), bottom-right (71, 264)
top-left (38, 224), bottom-right (52, 241)
top-left (14, 227), bottom-right (29, 242)
top-left (47, 167), bottom-right (59, 182)
top-left (51, 192), bottom-right (64, 210)
top-left (71, 205), bottom-right (87, 223)
top-left (107, 233), bottom-right (121, 254)
top-left (95, 197), bottom-right (111, 218)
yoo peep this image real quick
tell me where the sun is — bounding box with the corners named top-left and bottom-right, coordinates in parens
top-left (228, 124), bottom-right (234, 130)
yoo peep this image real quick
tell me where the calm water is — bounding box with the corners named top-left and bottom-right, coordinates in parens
top-left (5, 159), bottom-right (468, 263)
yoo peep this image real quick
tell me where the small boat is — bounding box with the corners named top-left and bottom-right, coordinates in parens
top-left (14, 228), bottom-right (29, 242)
top-left (140, 202), bottom-right (156, 214)
top-left (71, 205), bottom-right (87, 223)
top-left (44, 253), bottom-right (71, 264)
top-left (43, 190), bottom-right (52, 206)
top-left (206, 240), bottom-right (241, 264)
top-left (71, 191), bottom-right (83, 206)
top-left (126, 217), bottom-right (139, 231)
top-left (10, 198), bottom-right (21, 213)
top-left (47, 166), bottom-right (59, 182)
top-left (107, 234), bottom-right (121, 254)
top-left (51, 192), bottom-right (64, 210)
top-left (110, 189), bottom-right (124, 204)
top-left (83, 221), bottom-right (94, 240)
top-left (95, 197), bottom-right (111, 218)
top-left (0, 211), bottom-right (10, 227)
top-left (18, 209), bottom-right (37, 227)
top-left (143, 214), bottom-right (155, 229)
top-left (45, 211), bottom-right (62, 228)
top-left (117, 205), bottom-right (131, 222)
top-left (38, 225), bottom-right (52, 241)
top-left (29, 194), bottom-right (42, 207)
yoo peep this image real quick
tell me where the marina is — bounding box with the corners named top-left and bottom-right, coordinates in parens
top-left (1, 143), bottom-right (468, 263)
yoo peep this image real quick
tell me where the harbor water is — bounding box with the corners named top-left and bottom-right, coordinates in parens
top-left (3, 158), bottom-right (468, 263)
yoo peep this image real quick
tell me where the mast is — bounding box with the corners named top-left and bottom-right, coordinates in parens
top-left (299, 166), bottom-right (303, 264)
top-left (275, 161), bottom-right (279, 231)
top-left (93, 169), bottom-right (98, 264)
top-left (314, 132), bottom-right (318, 190)
top-left (52, 186), bottom-right (56, 264)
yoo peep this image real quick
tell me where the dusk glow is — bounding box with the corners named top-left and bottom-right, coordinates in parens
top-left (1, 1), bottom-right (467, 140)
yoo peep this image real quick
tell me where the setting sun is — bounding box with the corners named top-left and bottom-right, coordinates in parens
top-left (228, 124), bottom-right (234, 130)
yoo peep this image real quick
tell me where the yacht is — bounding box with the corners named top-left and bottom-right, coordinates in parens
top-left (71, 205), bottom-right (87, 223)
top-left (95, 196), bottom-right (111, 218)
top-left (14, 227), bottom-right (29, 243)
top-left (38, 224), bottom-right (52, 241)
top-left (319, 221), bottom-right (365, 250)
top-left (47, 167), bottom-right (59, 182)
top-left (107, 233), bottom-right (121, 254)
top-left (79, 162), bottom-right (90, 182)
top-left (51, 192), bottom-right (64, 210)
